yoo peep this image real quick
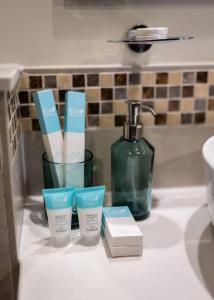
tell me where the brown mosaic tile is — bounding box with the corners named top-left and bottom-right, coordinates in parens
top-left (88, 103), bottom-right (99, 115)
top-left (101, 102), bottom-right (113, 114)
top-left (60, 117), bottom-right (64, 128)
top-left (156, 86), bottom-right (167, 98)
top-left (143, 87), bottom-right (154, 99)
top-left (100, 74), bottom-right (113, 86)
top-left (209, 85), bottom-right (214, 96)
top-left (183, 72), bottom-right (195, 84)
top-left (45, 75), bottom-right (57, 88)
top-left (114, 101), bottom-right (128, 115)
top-left (195, 112), bottom-right (205, 123)
top-left (206, 111), bottom-right (214, 123)
top-left (99, 115), bottom-right (114, 128)
top-left (29, 76), bottom-right (43, 89)
top-left (181, 113), bottom-right (192, 124)
top-left (73, 74), bottom-right (85, 87)
top-left (19, 72), bottom-right (29, 89)
top-left (114, 73), bottom-right (127, 86)
top-left (208, 71), bottom-right (214, 84)
top-left (180, 99), bottom-right (194, 112)
top-left (115, 88), bottom-right (127, 100)
top-left (168, 72), bottom-right (181, 85)
top-left (140, 113), bottom-right (155, 126)
top-left (32, 119), bottom-right (40, 131)
top-left (86, 88), bottom-right (100, 102)
top-left (154, 100), bottom-right (168, 113)
top-left (167, 113), bottom-right (181, 125)
top-left (195, 99), bottom-right (206, 111)
top-left (141, 72), bottom-right (155, 86)
top-left (129, 73), bottom-right (140, 85)
top-left (87, 74), bottom-right (99, 87)
top-left (156, 73), bottom-right (168, 84)
top-left (57, 74), bottom-right (72, 89)
top-left (169, 86), bottom-right (180, 98)
top-left (128, 86), bottom-right (141, 99)
top-left (208, 99), bottom-right (214, 110)
top-left (87, 116), bottom-right (99, 127)
top-left (196, 71), bottom-right (208, 83)
top-left (195, 84), bottom-right (208, 98)
top-left (155, 113), bottom-right (167, 125)
top-left (18, 91), bottom-right (29, 104)
top-left (115, 115), bottom-right (126, 127)
top-left (168, 100), bottom-right (180, 112)
top-left (101, 88), bottom-right (113, 101)
top-left (30, 105), bottom-right (37, 118)
top-left (182, 86), bottom-right (194, 97)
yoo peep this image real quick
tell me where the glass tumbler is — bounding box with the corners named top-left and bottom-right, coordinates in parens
top-left (42, 149), bottom-right (93, 228)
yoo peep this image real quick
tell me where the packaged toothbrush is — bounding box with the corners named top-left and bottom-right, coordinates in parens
top-left (64, 91), bottom-right (86, 187)
top-left (33, 90), bottom-right (64, 187)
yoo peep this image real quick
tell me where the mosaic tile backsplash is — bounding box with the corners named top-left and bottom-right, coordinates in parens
top-left (17, 69), bottom-right (214, 132)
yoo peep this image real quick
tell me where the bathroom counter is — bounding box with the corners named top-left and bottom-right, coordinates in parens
top-left (18, 187), bottom-right (214, 300)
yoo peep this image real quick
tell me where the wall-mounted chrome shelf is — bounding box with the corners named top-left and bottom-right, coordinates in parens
top-left (108, 36), bottom-right (193, 44)
top-left (108, 24), bottom-right (194, 53)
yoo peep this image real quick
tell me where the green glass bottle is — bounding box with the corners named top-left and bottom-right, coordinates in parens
top-left (111, 100), bottom-right (156, 220)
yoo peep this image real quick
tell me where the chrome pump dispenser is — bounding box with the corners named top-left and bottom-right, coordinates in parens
top-left (111, 100), bottom-right (156, 220)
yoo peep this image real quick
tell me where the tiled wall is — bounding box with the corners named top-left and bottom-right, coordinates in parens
top-left (17, 68), bottom-right (214, 134)
top-left (7, 88), bottom-right (21, 158)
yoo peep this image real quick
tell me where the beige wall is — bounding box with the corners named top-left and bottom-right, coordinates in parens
top-left (0, 0), bottom-right (214, 67)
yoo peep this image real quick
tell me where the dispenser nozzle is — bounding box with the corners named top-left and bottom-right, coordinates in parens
top-left (124, 100), bottom-right (156, 140)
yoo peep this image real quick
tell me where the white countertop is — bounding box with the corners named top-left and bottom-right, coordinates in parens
top-left (18, 187), bottom-right (214, 300)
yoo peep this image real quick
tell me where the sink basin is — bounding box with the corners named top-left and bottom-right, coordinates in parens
top-left (202, 136), bottom-right (214, 225)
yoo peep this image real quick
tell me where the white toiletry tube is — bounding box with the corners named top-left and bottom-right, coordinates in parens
top-left (64, 91), bottom-right (86, 187)
top-left (74, 186), bottom-right (105, 245)
top-left (43, 187), bottom-right (74, 247)
top-left (33, 90), bottom-right (64, 187)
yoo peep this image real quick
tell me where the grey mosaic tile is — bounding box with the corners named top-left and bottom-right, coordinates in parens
top-left (115, 88), bottom-right (127, 100)
top-left (181, 113), bottom-right (192, 124)
top-left (101, 102), bottom-right (113, 114)
top-left (129, 73), bottom-right (140, 85)
top-left (183, 72), bottom-right (195, 84)
top-left (209, 85), bottom-right (214, 96)
top-left (168, 100), bottom-right (180, 112)
top-left (87, 74), bottom-right (99, 87)
top-left (169, 86), bottom-right (180, 98)
top-left (195, 99), bottom-right (206, 111)
top-left (44, 76), bottom-right (57, 89)
top-left (156, 86), bottom-right (167, 98)
top-left (87, 116), bottom-right (99, 127)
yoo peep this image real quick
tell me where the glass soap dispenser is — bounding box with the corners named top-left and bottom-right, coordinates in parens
top-left (111, 100), bottom-right (156, 220)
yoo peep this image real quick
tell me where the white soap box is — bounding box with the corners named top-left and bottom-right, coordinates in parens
top-left (102, 206), bottom-right (143, 257)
